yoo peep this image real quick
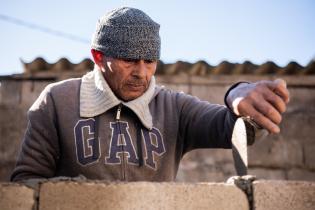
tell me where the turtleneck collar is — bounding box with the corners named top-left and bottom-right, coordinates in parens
top-left (79, 65), bottom-right (157, 130)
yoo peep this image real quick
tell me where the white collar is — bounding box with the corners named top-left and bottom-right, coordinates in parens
top-left (80, 66), bottom-right (156, 130)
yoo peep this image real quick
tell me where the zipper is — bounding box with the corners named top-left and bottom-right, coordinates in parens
top-left (116, 104), bottom-right (122, 120)
top-left (116, 104), bottom-right (126, 181)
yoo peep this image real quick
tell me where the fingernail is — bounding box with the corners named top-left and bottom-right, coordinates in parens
top-left (274, 126), bottom-right (280, 134)
top-left (275, 78), bottom-right (287, 88)
top-left (286, 98), bottom-right (290, 103)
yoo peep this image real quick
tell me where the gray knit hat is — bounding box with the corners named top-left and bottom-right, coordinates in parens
top-left (91, 7), bottom-right (161, 60)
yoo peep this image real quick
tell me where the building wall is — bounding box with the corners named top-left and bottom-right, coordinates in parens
top-left (0, 74), bottom-right (315, 182)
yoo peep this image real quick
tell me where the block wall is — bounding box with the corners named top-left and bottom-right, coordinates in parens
top-left (1, 180), bottom-right (314, 210)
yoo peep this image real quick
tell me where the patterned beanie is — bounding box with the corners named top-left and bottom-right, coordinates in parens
top-left (91, 7), bottom-right (161, 60)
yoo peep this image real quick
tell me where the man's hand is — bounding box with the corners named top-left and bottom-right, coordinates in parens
top-left (226, 79), bottom-right (290, 134)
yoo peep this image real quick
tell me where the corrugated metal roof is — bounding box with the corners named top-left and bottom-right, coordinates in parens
top-left (21, 57), bottom-right (315, 75)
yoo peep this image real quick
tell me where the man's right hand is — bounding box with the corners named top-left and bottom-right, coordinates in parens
top-left (226, 79), bottom-right (290, 134)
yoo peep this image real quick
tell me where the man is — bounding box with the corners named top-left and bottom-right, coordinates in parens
top-left (11, 7), bottom-right (289, 182)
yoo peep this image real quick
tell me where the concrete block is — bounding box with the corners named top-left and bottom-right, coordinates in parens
top-left (205, 149), bottom-right (234, 163)
top-left (156, 74), bottom-right (189, 84)
top-left (0, 81), bottom-right (22, 105)
top-left (253, 180), bottom-right (315, 210)
top-left (177, 149), bottom-right (235, 182)
top-left (303, 143), bottom-right (315, 170)
top-left (0, 104), bottom-right (27, 181)
top-left (0, 183), bottom-right (35, 210)
top-left (191, 85), bottom-right (226, 104)
top-left (280, 112), bottom-right (315, 142)
top-left (176, 168), bottom-right (226, 182)
top-left (39, 181), bottom-right (249, 210)
top-left (0, 161), bottom-right (15, 181)
top-left (20, 81), bottom-right (50, 109)
top-left (248, 138), bottom-right (303, 168)
top-left (286, 88), bottom-right (315, 113)
top-left (181, 149), bottom-right (233, 165)
top-left (190, 75), bottom-right (235, 85)
top-left (176, 162), bottom-right (230, 182)
top-left (287, 168), bottom-right (315, 182)
top-left (159, 83), bottom-right (190, 94)
top-left (248, 168), bottom-right (286, 180)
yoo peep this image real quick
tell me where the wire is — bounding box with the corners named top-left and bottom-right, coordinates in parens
top-left (0, 13), bottom-right (89, 44)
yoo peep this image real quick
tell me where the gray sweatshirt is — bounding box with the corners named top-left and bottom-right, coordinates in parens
top-left (11, 67), bottom-right (242, 182)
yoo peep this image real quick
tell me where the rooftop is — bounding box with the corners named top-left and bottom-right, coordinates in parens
top-left (2, 58), bottom-right (315, 80)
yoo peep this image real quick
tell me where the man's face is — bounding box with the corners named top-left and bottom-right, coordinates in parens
top-left (101, 57), bottom-right (157, 101)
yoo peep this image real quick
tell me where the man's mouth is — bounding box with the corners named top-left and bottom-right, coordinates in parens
top-left (126, 83), bottom-right (145, 91)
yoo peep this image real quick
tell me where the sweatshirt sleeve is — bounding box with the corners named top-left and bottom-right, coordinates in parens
top-left (11, 85), bottom-right (60, 181)
top-left (176, 92), bottom-right (238, 154)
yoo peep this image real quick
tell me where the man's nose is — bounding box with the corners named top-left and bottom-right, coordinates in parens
top-left (132, 60), bottom-right (147, 78)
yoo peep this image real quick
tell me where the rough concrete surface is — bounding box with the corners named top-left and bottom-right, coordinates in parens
top-left (176, 149), bottom-right (235, 182)
top-left (0, 183), bottom-right (35, 210)
top-left (304, 143), bottom-right (315, 170)
top-left (248, 135), bottom-right (304, 168)
top-left (39, 181), bottom-right (249, 210)
top-left (287, 168), bottom-right (315, 182)
top-left (253, 180), bottom-right (315, 210)
top-left (248, 168), bottom-right (286, 180)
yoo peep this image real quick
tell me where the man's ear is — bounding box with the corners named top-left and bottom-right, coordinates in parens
top-left (91, 49), bottom-right (104, 67)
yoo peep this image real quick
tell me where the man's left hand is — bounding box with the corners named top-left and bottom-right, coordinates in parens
top-left (226, 79), bottom-right (290, 134)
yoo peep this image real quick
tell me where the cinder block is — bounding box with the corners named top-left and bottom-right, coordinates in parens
top-left (0, 105), bottom-right (27, 181)
top-left (286, 88), bottom-right (315, 113)
top-left (0, 183), bottom-right (35, 210)
top-left (191, 85), bottom-right (226, 104)
top-left (248, 138), bottom-right (303, 168)
top-left (0, 81), bottom-right (22, 105)
top-left (280, 112), bottom-right (315, 142)
top-left (159, 83), bottom-right (190, 94)
top-left (177, 149), bottom-right (234, 182)
top-left (39, 181), bottom-right (249, 210)
top-left (248, 168), bottom-right (286, 180)
top-left (176, 162), bottom-right (227, 182)
top-left (303, 143), bottom-right (315, 170)
top-left (0, 162), bottom-right (16, 181)
top-left (20, 81), bottom-right (50, 109)
top-left (253, 180), bottom-right (315, 210)
top-left (287, 168), bottom-right (315, 182)
top-left (156, 74), bottom-right (189, 85)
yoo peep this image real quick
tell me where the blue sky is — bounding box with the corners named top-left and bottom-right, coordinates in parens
top-left (1, 0), bottom-right (314, 75)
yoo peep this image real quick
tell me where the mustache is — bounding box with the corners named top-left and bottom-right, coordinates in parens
top-left (125, 79), bottom-right (147, 86)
